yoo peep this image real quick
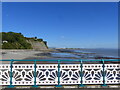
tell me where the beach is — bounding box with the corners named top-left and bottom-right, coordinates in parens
top-left (1, 49), bottom-right (51, 64)
top-left (1, 48), bottom-right (119, 64)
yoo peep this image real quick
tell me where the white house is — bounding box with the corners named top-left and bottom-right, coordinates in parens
top-left (2, 40), bottom-right (8, 43)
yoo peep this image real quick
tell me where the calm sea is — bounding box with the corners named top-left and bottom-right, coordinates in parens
top-left (76, 48), bottom-right (119, 58)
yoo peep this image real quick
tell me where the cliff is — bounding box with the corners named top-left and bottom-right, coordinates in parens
top-left (26, 38), bottom-right (48, 50)
top-left (1, 32), bottom-right (48, 50)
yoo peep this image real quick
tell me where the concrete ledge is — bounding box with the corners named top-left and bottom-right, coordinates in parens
top-left (1, 85), bottom-right (120, 90)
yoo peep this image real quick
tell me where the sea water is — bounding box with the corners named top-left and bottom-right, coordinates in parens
top-left (74, 48), bottom-right (119, 58)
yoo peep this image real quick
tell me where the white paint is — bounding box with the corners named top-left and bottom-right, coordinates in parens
top-left (0, 64), bottom-right (120, 85)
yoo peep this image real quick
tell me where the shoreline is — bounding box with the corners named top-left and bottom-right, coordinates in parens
top-left (1, 49), bottom-right (120, 64)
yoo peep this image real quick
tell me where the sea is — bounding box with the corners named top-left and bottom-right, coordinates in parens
top-left (51, 48), bottom-right (119, 59)
top-left (74, 48), bottom-right (119, 58)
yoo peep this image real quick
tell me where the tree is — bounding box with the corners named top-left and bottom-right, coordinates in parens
top-left (1, 32), bottom-right (32, 49)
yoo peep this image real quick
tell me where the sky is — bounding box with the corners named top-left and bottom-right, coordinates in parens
top-left (2, 2), bottom-right (118, 48)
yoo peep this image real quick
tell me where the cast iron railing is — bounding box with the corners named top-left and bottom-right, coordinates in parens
top-left (0, 59), bottom-right (120, 88)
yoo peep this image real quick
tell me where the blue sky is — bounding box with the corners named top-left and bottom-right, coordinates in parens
top-left (2, 2), bottom-right (118, 48)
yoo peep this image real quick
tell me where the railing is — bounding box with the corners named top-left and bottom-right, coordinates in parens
top-left (0, 59), bottom-right (120, 88)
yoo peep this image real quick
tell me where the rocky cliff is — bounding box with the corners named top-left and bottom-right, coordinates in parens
top-left (27, 39), bottom-right (48, 50)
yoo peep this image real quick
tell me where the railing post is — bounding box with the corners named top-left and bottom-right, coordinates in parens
top-left (32, 60), bottom-right (38, 88)
top-left (79, 59), bottom-right (84, 87)
top-left (101, 59), bottom-right (107, 87)
top-left (56, 60), bottom-right (62, 87)
top-left (8, 59), bottom-right (14, 88)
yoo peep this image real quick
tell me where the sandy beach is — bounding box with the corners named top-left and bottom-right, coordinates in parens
top-left (0, 49), bottom-right (87, 64)
top-left (0, 49), bottom-right (75, 64)
top-left (1, 49), bottom-right (45, 59)
top-left (1, 49), bottom-right (119, 64)
top-left (1, 49), bottom-right (53, 64)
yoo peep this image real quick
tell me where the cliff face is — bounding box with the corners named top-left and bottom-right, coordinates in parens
top-left (27, 39), bottom-right (48, 50)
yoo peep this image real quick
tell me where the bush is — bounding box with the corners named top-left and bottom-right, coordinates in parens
top-left (2, 32), bottom-right (32, 49)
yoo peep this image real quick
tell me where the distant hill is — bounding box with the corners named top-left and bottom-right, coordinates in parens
top-left (1, 32), bottom-right (48, 50)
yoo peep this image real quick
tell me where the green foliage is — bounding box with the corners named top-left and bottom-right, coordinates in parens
top-left (25, 37), bottom-right (43, 42)
top-left (2, 32), bottom-right (32, 49)
top-left (37, 39), bottom-right (43, 42)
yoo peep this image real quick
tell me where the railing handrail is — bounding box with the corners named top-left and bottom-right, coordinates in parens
top-left (0, 59), bottom-right (120, 62)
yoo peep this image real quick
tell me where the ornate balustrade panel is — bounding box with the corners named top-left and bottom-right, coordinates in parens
top-left (12, 64), bottom-right (34, 85)
top-left (0, 64), bottom-right (120, 85)
top-left (0, 64), bottom-right (35, 85)
top-left (60, 64), bottom-right (80, 85)
top-left (105, 64), bottom-right (120, 84)
top-left (0, 64), bottom-right (10, 85)
top-left (82, 64), bottom-right (103, 84)
top-left (36, 64), bottom-right (58, 85)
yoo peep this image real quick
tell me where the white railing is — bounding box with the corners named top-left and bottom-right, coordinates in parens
top-left (0, 63), bottom-right (120, 86)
